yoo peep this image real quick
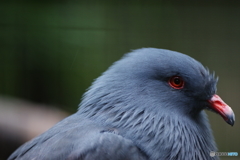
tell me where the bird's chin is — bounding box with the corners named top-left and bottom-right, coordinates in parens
top-left (207, 94), bottom-right (235, 126)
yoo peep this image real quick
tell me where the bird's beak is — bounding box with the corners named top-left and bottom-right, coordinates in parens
top-left (208, 94), bottom-right (235, 126)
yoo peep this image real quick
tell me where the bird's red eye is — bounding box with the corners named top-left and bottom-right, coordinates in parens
top-left (168, 76), bottom-right (184, 89)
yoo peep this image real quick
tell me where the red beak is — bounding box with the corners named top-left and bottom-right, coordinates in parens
top-left (208, 94), bottom-right (235, 126)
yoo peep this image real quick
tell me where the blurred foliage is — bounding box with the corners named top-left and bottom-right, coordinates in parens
top-left (0, 0), bottom-right (120, 112)
top-left (0, 1), bottom-right (240, 158)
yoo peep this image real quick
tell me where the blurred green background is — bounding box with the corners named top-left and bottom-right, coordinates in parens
top-left (0, 0), bottom-right (239, 159)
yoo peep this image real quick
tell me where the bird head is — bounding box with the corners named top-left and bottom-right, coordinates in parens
top-left (80, 48), bottom-right (235, 126)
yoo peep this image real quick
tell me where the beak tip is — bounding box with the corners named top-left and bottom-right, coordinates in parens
top-left (227, 120), bottom-right (234, 126)
top-left (226, 112), bottom-right (235, 126)
top-left (227, 119), bottom-right (234, 126)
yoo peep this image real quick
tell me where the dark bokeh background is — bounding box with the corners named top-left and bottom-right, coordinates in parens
top-left (0, 1), bottom-right (239, 159)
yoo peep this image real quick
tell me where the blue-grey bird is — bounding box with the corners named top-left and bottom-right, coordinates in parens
top-left (8, 48), bottom-right (235, 160)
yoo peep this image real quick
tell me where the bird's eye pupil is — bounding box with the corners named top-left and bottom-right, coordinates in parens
top-left (174, 78), bottom-right (180, 84)
top-left (168, 76), bottom-right (184, 89)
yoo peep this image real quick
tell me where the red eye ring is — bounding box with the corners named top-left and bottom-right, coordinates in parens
top-left (168, 76), bottom-right (184, 89)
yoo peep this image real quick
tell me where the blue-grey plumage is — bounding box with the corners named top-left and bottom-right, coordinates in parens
top-left (9, 48), bottom-right (234, 160)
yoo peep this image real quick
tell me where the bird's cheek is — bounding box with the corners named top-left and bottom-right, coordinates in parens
top-left (208, 94), bottom-right (235, 126)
